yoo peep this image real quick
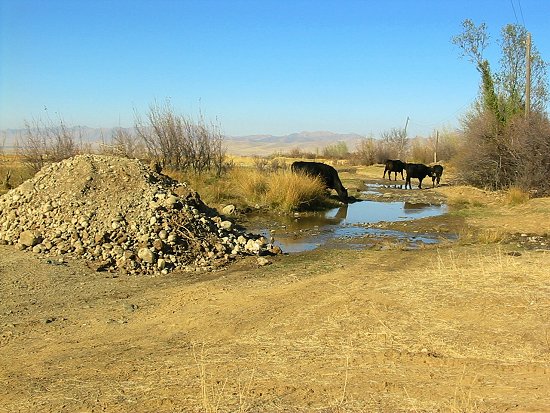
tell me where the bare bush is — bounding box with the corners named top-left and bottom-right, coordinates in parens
top-left (17, 118), bottom-right (79, 172)
top-left (409, 137), bottom-right (433, 164)
top-left (456, 111), bottom-right (517, 189)
top-left (252, 155), bottom-right (269, 171)
top-left (134, 101), bottom-right (226, 175)
top-left (381, 127), bottom-right (409, 159)
top-left (100, 128), bottom-right (146, 159)
top-left (353, 137), bottom-right (377, 165)
top-left (285, 147), bottom-right (318, 159)
top-left (508, 113), bottom-right (550, 196)
top-left (322, 141), bottom-right (349, 159)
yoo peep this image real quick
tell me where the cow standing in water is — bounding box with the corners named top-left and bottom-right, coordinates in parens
top-left (291, 161), bottom-right (349, 203)
top-left (404, 163), bottom-right (434, 189)
top-left (431, 164), bottom-right (444, 187)
top-left (383, 159), bottom-right (407, 181)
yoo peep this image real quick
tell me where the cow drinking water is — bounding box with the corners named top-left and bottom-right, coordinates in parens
top-left (383, 159), bottom-right (406, 181)
top-left (291, 161), bottom-right (349, 203)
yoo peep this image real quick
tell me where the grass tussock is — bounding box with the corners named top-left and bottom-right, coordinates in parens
top-left (166, 166), bottom-right (331, 212)
top-left (231, 168), bottom-right (328, 212)
top-left (506, 186), bottom-right (530, 205)
top-left (266, 170), bottom-right (328, 211)
top-left (457, 227), bottom-right (507, 245)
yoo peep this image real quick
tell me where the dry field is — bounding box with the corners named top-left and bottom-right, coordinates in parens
top-left (1, 162), bottom-right (550, 412)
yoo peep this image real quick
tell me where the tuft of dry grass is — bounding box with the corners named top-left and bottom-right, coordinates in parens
top-left (265, 169), bottom-right (327, 212)
top-left (225, 168), bottom-right (329, 212)
top-left (505, 186), bottom-right (530, 205)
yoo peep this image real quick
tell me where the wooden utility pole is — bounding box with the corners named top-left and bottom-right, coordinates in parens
top-left (525, 32), bottom-right (531, 118)
top-left (434, 130), bottom-right (439, 163)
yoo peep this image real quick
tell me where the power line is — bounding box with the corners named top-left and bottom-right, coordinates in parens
top-left (510, 0), bottom-right (519, 25)
top-left (518, 0), bottom-right (526, 26)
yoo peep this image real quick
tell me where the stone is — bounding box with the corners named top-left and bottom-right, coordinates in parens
top-left (257, 257), bottom-right (270, 266)
top-left (222, 204), bottom-right (236, 215)
top-left (138, 248), bottom-right (155, 264)
top-left (19, 230), bottom-right (39, 247)
top-left (220, 220), bottom-right (232, 230)
top-left (0, 154), bottom-right (275, 275)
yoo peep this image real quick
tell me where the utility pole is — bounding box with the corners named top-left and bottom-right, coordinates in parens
top-left (434, 130), bottom-right (439, 164)
top-left (525, 32), bottom-right (531, 118)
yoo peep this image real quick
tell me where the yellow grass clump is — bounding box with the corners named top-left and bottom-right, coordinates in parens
top-left (230, 168), bottom-right (328, 212)
top-left (506, 186), bottom-right (530, 205)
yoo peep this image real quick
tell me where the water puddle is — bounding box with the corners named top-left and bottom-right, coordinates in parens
top-left (247, 200), bottom-right (454, 253)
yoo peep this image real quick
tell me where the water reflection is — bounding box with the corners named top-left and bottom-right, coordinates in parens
top-left (248, 200), bottom-right (449, 253)
top-left (325, 200), bottom-right (446, 224)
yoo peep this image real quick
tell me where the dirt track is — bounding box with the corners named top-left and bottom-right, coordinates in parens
top-left (1, 228), bottom-right (550, 412)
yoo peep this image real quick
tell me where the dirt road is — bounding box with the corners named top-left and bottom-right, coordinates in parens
top-left (2, 227), bottom-right (549, 412)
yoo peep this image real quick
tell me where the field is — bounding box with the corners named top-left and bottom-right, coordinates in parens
top-left (1, 161), bottom-right (549, 412)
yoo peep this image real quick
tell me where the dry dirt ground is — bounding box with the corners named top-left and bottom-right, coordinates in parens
top-left (1, 177), bottom-right (550, 412)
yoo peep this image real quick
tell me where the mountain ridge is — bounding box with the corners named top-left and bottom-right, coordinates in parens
top-left (1, 127), bottom-right (364, 155)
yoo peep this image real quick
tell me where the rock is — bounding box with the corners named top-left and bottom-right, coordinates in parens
top-left (19, 230), bottom-right (39, 247)
top-left (138, 248), bottom-right (155, 264)
top-left (165, 195), bottom-right (180, 209)
top-left (257, 257), bottom-right (270, 266)
top-left (0, 154), bottom-right (278, 275)
top-left (222, 204), bottom-right (236, 215)
top-left (220, 220), bottom-right (232, 230)
top-left (152, 239), bottom-right (164, 251)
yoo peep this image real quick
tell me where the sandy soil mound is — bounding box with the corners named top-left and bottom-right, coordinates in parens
top-left (0, 154), bottom-right (276, 274)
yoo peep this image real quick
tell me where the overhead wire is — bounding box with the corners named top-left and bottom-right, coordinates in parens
top-left (510, 0), bottom-right (519, 25)
top-left (517, 0), bottom-right (526, 26)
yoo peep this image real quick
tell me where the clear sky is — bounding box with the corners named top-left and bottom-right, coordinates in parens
top-left (1, 0), bottom-right (549, 138)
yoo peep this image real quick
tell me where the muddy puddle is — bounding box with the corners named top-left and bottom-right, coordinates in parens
top-left (244, 183), bottom-right (457, 252)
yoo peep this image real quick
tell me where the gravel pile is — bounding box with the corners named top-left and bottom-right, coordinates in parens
top-left (0, 154), bottom-right (278, 274)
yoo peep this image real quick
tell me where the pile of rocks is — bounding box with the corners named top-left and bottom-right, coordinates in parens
top-left (0, 155), bottom-right (278, 274)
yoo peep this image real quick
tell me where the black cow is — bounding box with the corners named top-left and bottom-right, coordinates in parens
top-left (291, 161), bottom-right (348, 202)
top-left (383, 159), bottom-right (406, 181)
top-left (431, 164), bottom-right (444, 187)
top-left (404, 163), bottom-right (433, 189)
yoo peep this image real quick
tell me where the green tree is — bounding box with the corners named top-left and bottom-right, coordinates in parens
top-left (452, 20), bottom-right (550, 193)
top-left (452, 19), bottom-right (548, 124)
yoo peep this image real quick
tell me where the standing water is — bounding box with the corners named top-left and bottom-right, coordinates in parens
top-left (247, 200), bottom-right (451, 253)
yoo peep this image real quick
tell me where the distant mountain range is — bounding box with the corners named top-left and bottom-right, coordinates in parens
top-left (0, 127), bottom-right (365, 156)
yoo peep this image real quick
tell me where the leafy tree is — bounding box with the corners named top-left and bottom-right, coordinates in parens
top-left (452, 19), bottom-right (548, 125)
top-left (452, 20), bottom-right (550, 193)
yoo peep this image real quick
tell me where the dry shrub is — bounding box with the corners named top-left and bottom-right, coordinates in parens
top-left (99, 127), bottom-right (147, 159)
top-left (135, 100), bottom-right (226, 176)
top-left (508, 113), bottom-right (550, 196)
top-left (456, 110), bottom-right (550, 196)
top-left (17, 118), bottom-right (80, 172)
top-left (455, 111), bottom-right (515, 189)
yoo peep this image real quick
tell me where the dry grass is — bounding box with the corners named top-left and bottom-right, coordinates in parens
top-left (0, 154), bottom-right (34, 195)
top-left (505, 186), bottom-right (530, 205)
top-left (265, 169), bottom-right (328, 211)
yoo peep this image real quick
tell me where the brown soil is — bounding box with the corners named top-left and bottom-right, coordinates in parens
top-left (1, 168), bottom-right (550, 412)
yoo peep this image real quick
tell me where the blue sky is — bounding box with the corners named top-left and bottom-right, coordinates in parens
top-left (1, 0), bottom-right (549, 138)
